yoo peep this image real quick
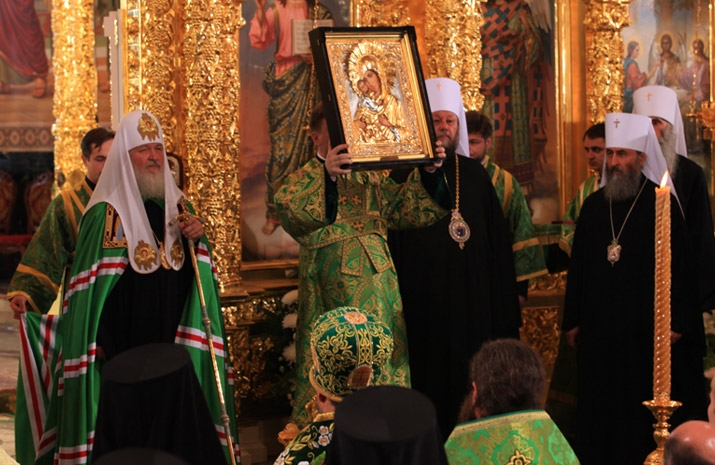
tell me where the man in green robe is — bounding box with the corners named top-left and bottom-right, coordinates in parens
top-left (275, 103), bottom-right (448, 426)
top-left (7, 128), bottom-right (115, 317)
top-left (274, 306), bottom-right (394, 465)
top-left (559, 123), bottom-right (604, 257)
top-left (444, 339), bottom-right (579, 465)
top-left (23, 110), bottom-right (239, 465)
top-left (465, 111), bottom-right (547, 307)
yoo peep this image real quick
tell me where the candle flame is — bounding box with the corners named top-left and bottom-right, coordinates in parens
top-left (660, 171), bottom-right (670, 188)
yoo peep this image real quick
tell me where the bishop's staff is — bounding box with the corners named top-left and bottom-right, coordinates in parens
top-left (171, 213), bottom-right (238, 465)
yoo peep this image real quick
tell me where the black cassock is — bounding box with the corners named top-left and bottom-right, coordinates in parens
top-left (389, 153), bottom-right (521, 440)
top-left (563, 176), bottom-right (707, 465)
top-left (673, 155), bottom-right (715, 311)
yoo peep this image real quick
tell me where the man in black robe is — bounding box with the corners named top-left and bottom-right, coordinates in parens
top-left (633, 85), bottom-right (715, 312)
top-left (563, 112), bottom-right (706, 465)
top-left (388, 77), bottom-right (521, 440)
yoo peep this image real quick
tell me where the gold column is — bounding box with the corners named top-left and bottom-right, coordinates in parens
top-left (584, 0), bottom-right (631, 125)
top-left (424, 0), bottom-right (483, 111)
top-left (183, 0), bottom-right (244, 292)
top-left (142, 0), bottom-right (181, 153)
top-left (52, 0), bottom-right (98, 186)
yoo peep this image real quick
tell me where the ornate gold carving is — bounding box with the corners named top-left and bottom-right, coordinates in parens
top-left (424, 0), bottom-right (483, 111)
top-left (520, 305), bottom-right (561, 382)
top-left (529, 270), bottom-right (567, 292)
top-left (183, 0), bottom-right (243, 292)
top-left (52, 0), bottom-right (97, 187)
top-left (352, 0), bottom-right (411, 26)
top-left (223, 293), bottom-right (292, 416)
top-left (142, 0), bottom-right (179, 152)
top-left (584, 0), bottom-right (632, 124)
top-left (123, 0), bottom-right (143, 112)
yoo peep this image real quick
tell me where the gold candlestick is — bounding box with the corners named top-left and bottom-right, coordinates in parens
top-left (644, 172), bottom-right (679, 465)
top-left (642, 399), bottom-right (681, 465)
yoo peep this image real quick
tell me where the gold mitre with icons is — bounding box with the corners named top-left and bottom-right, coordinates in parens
top-left (309, 307), bottom-right (394, 402)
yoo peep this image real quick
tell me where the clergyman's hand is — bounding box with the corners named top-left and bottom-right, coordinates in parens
top-left (325, 143), bottom-right (352, 178)
top-left (566, 326), bottom-right (580, 350)
top-left (10, 295), bottom-right (28, 320)
top-left (179, 215), bottom-right (205, 242)
top-left (424, 140), bottom-right (446, 173)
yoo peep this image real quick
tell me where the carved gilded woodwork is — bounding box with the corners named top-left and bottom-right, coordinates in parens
top-left (51, 0), bottom-right (98, 187)
top-left (182, 0), bottom-right (244, 292)
top-left (520, 305), bottom-right (562, 381)
top-left (584, 0), bottom-right (631, 125)
top-left (424, 0), bottom-right (484, 111)
top-left (141, 0), bottom-right (179, 152)
top-left (352, 0), bottom-right (411, 26)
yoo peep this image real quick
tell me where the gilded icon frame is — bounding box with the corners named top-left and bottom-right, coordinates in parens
top-left (309, 26), bottom-right (437, 170)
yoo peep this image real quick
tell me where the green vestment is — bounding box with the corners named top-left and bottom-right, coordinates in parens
top-left (7, 180), bottom-right (93, 313)
top-left (559, 175), bottom-right (599, 257)
top-left (274, 412), bottom-right (333, 465)
top-left (24, 201), bottom-right (238, 465)
top-left (275, 159), bottom-right (447, 425)
top-left (483, 156), bottom-right (547, 282)
top-left (445, 410), bottom-right (580, 465)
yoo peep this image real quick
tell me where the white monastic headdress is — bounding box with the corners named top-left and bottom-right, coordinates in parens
top-left (632, 85), bottom-right (688, 156)
top-left (425, 78), bottom-right (469, 157)
top-left (603, 112), bottom-right (682, 212)
top-left (85, 109), bottom-right (186, 274)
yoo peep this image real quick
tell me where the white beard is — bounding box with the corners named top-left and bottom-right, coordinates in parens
top-left (659, 126), bottom-right (679, 178)
top-left (134, 168), bottom-right (165, 200)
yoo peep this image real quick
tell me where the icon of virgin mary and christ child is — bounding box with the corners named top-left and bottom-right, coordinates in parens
top-left (347, 42), bottom-right (407, 144)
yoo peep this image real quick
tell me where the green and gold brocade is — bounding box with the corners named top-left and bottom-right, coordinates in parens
top-left (7, 180), bottom-right (93, 313)
top-left (484, 157), bottom-right (547, 282)
top-left (445, 410), bottom-right (580, 465)
top-left (275, 159), bottom-right (447, 426)
top-left (274, 413), bottom-right (334, 465)
top-left (559, 175), bottom-right (600, 257)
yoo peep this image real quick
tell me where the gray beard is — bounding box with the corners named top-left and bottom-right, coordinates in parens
top-left (134, 169), bottom-right (165, 200)
top-left (659, 126), bottom-right (679, 178)
top-left (604, 168), bottom-right (642, 202)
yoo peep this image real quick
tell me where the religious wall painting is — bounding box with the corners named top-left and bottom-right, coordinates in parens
top-left (310, 27), bottom-right (437, 170)
top-left (621, 0), bottom-right (712, 184)
top-left (480, 0), bottom-right (558, 225)
top-left (239, 0), bottom-right (350, 263)
top-left (0, 0), bottom-right (114, 153)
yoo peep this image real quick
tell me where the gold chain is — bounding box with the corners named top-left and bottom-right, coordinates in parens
top-left (453, 154), bottom-right (461, 213)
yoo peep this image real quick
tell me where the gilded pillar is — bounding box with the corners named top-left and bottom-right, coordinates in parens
top-left (183, 0), bottom-right (244, 292)
top-left (142, 0), bottom-right (180, 153)
top-left (424, 0), bottom-right (483, 111)
top-left (52, 0), bottom-right (98, 186)
top-left (584, 0), bottom-right (631, 125)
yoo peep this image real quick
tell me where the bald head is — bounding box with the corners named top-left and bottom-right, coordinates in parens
top-left (664, 421), bottom-right (715, 465)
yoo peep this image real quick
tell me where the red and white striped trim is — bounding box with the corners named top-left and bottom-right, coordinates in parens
top-left (19, 315), bottom-right (49, 456)
top-left (62, 343), bottom-right (97, 379)
top-left (175, 326), bottom-right (226, 358)
top-left (63, 257), bottom-right (128, 312)
top-left (196, 242), bottom-right (218, 280)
